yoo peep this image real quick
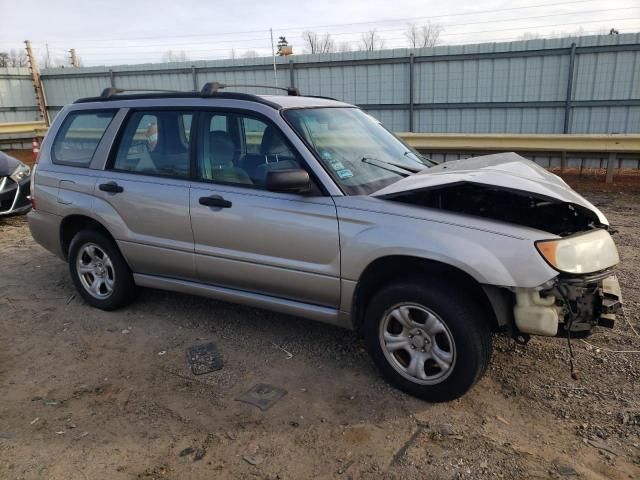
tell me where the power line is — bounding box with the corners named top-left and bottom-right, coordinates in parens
top-left (51, 17), bottom-right (640, 57)
top-left (34, 6), bottom-right (638, 51)
top-left (32, 0), bottom-right (605, 45)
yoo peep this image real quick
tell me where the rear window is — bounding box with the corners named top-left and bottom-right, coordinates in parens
top-left (52, 111), bottom-right (116, 167)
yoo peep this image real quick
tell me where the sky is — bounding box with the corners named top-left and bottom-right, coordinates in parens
top-left (0, 0), bottom-right (638, 66)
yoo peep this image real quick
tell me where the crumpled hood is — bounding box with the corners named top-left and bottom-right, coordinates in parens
top-left (372, 152), bottom-right (608, 225)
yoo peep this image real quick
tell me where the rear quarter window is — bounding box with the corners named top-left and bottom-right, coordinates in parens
top-left (52, 110), bottom-right (116, 167)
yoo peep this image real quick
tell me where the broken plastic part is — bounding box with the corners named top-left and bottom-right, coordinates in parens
top-left (513, 288), bottom-right (560, 336)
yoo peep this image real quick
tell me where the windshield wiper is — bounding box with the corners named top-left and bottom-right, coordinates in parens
top-left (404, 150), bottom-right (440, 166)
top-left (361, 156), bottom-right (420, 176)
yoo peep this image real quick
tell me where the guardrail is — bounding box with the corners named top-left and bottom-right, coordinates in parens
top-left (397, 133), bottom-right (640, 153)
top-left (398, 133), bottom-right (640, 182)
top-left (0, 121), bottom-right (48, 147)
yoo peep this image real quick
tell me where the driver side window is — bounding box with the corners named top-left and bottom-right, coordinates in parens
top-left (196, 112), bottom-right (302, 189)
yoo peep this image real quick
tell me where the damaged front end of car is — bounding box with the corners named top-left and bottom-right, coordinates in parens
top-left (373, 152), bottom-right (623, 341)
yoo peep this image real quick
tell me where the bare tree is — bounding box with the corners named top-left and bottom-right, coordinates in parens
top-left (242, 50), bottom-right (259, 58)
top-left (360, 30), bottom-right (385, 51)
top-left (405, 22), bottom-right (443, 48)
top-left (161, 50), bottom-right (189, 62)
top-left (517, 32), bottom-right (542, 41)
top-left (0, 49), bottom-right (29, 67)
top-left (337, 41), bottom-right (353, 53)
top-left (302, 31), bottom-right (335, 54)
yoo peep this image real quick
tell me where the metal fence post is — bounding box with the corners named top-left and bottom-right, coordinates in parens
top-left (606, 152), bottom-right (616, 183)
top-left (409, 53), bottom-right (415, 133)
top-left (191, 66), bottom-right (198, 92)
top-left (109, 69), bottom-right (115, 88)
top-left (289, 60), bottom-right (295, 88)
top-left (561, 43), bottom-right (577, 172)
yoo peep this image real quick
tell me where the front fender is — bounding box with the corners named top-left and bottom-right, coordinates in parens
top-left (336, 202), bottom-right (559, 288)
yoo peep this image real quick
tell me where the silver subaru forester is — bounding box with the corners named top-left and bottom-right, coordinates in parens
top-left (28, 85), bottom-right (622, 401)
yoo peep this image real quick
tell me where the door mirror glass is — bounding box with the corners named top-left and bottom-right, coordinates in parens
top-left (265, 169), bottom-right (310, 193)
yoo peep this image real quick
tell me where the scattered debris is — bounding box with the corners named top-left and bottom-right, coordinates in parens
top-left (270, 341), bottom-right (293, 359)
top-left (30, 417), bottom-right (40, 425)
top-left (179, 447), bottom-right (195, 457)
top-left (337, 459), bottom-right (355, 474)
top-left (0, 432), bottom-right (15, 440)
top-left (496, 415), bottom-right (510, 425)
top-left (186, 342), bottom-right (223, 375)
top-left (242, 455), bottom-right (263, 466)
top-left (65, 294), bottom-right (76, 305)
top-left (225, 431), bottom-right (236, 441)
top-left (194, 447), bottom-right (206, 461)
top-left (56, 431), bottom-right (65, 435)
top-left (44, 400), bottom-right (58, 406)
top-left (391, 428), bottom-right (424, 466)
top-left (236, 384), bottom-right (287, 411)
top-left (587, 439), bottom-right (620, 456)
top-left (158, 350), bottom-right (167, 356)
top-left (554, 462), bottom-right (578, 476)
top-left (121, 329), bottom-right (131, 335)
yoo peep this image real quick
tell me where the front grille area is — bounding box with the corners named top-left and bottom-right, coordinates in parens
top-left (0, 177), bottom-right (19, 213)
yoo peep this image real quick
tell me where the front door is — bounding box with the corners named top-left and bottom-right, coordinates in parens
top-left (189, 110), bottom-right (341, 307)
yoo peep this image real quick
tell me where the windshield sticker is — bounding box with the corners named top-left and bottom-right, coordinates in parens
top-left (336, 169), bottom-right (354, 179)
top-left (320, 150), bottom-right (333, 161)
top-left (329, 160), bottom-right (345, 171)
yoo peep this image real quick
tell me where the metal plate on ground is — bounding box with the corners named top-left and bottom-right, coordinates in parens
top-left (186, 342), bottom-right (223, 375)
top-left (236, 384), bottom-right (287, 411)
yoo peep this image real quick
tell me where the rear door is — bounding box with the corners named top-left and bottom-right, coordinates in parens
top-left (93, 109), bottom-right (196, 280)
top-left (189, 110), bottom-right (341, 307)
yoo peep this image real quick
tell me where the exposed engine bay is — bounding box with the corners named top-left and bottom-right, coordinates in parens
top-left (387, 181), bottom-right (604, 236)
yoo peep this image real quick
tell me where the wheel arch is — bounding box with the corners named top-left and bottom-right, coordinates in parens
top-left (60, 214), bottom-right (120, 262)
top-left (351, 255), bottom-right (508, 335)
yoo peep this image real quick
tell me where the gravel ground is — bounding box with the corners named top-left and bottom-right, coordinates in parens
top-left (0, 184), bottom-right (639, 480)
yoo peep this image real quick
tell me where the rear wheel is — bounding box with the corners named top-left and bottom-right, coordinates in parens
top-left (363, 279), bottom-right (492, 402)
top-left (68, 230), bottom-right (135, 310)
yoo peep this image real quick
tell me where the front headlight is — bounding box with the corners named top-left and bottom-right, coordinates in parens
top-left (10, 163), bottom-right (30, 182)
top-left (535, 229), bottom-right (619, 274)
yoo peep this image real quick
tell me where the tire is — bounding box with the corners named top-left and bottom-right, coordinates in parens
top-left (68, 229), bottom-right (136, 311)
top-left (363, 278), bottom-right (492, 402)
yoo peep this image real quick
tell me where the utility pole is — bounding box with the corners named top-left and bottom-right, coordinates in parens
top-left (24, 40), bottom-right (49, 126)
top-left (270, 28), bottom-right (278, 87)
top-left (69, 48), bottom-right (79, 67)
top-left (45, 43), bottom-right (51, 68)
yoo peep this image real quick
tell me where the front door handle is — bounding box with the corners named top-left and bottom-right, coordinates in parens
top-left (99, 181), bottom-right (124, 193)
top-left (199, 195), bottom-right (232, 208)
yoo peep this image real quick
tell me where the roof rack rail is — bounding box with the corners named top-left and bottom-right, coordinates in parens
top-left (99, 87), bottom-right (182, 99)
top-left (200, 82), bottom-right (299, 97)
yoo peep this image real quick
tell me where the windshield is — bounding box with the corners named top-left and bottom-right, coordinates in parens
top-left (284, 107), bottom-right (435, 195)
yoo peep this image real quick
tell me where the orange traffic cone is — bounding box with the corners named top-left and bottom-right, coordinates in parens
top-left (32, 137), bottom-right (40, 163)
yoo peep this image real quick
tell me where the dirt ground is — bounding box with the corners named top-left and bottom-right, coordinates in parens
top-left (1, 181), bottom-right (639, 480)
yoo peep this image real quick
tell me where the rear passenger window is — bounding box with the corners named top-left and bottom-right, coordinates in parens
top-left (112, 110), bottom-right (193, 178)
top-left (52, 111), bottom-right (115, 167)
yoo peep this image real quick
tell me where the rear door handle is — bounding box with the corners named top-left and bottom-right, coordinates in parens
top-left (99, 181), bottom-right (124, 193)
top-left (199, 195), bottom-right (232, 208)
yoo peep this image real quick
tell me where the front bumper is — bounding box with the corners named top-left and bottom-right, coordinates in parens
top-left (0, 176), bottom-right (31, 216)
top-left (513, 273), bottom-right (622, 337)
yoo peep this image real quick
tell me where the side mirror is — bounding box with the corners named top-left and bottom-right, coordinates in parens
top-left (265, 169), bottom-right (310, 193)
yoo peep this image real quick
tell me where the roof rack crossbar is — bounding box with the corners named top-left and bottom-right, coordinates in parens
top-left (200, 82), bottom-right (299, 97)
top-left (99, 87), bottom-right (182, 99)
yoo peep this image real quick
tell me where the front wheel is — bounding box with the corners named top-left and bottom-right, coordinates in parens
top-left (363, 279), bottom-right (492, 402)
